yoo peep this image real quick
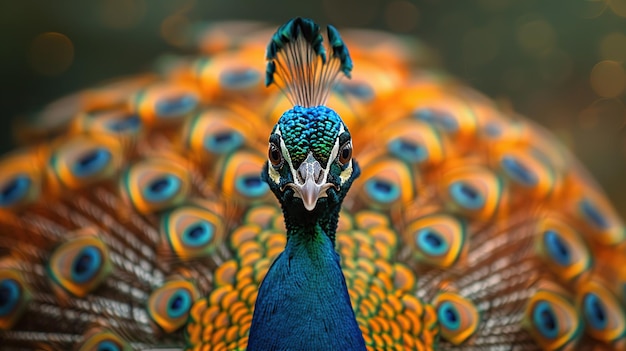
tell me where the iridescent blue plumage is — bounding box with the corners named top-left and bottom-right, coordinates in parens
top-left (249, 17), bottom-right (365, 350)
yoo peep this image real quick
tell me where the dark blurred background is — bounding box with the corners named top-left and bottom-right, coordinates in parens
top-left (1, 0), bottom-right (626, 212)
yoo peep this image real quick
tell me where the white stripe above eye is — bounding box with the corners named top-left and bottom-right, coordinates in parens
top-left (336, 124), bottom-right (353, 185)
top-left (268, 126), bottom-right (283, 184)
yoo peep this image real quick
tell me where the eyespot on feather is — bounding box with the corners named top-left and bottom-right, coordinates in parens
top-left (495, 147), bottom-right (557, 200)
top-left (577, 195), bottom-right (625, 245)
top-left (382, 119), bottom-right (445, 168)
top-left (73, 108), bottom-right (143, 137)
top-left (194, 49), bottom-right (267, 103)
top-left (0, 151), bottom-right (42, 211)
top-left (403, 213), bottom-right (466, 268)
top-left (120, 157), bottom-right (191, 214)
top-left (47, 134), bottom-right (122, 190)
top-left (46, 233), bottom-right (112, 298)
top-left (440, 166), bottom-right (503, 221)
top-left (535, 216), bottom-right (591, 283)
top-left (0, 269), bottom-right (32, 330)
top-left (560, 179), bottom-right (625, 246)
top-left (214, 149), bottom-right (269, 201)
top-left (147, 278), bottom-right (200, 333)
top-left (130, 83), bottom-right (200, 127)
top-left (523, 289), bottom-right (583, 350)
top-left (403, 87), bottom-right (477, 151)
top-left (77, 329), bottom-right (132, 351)
top-left (432, 292), bottom-right (479, 345)
top-left (356, 157), bottom-right (416, 209)
top-left (161, 201), bottom-right (225, 260)
top-left (576, 279), bottom-right (626, 343)
top-left (183, 105), bottom-right (268, 161)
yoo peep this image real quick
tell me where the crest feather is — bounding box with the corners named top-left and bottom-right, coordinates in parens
top-left (265, 17), bottom-right (352, 107)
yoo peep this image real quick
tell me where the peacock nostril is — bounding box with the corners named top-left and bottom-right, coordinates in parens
top-left (315, 167), bottom-right (324, 183)
top-left (297, 169), bottom-right (306, 184)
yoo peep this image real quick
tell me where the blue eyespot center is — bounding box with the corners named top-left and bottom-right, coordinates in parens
top-left (583, 293), bottom-right (608, 330)
top-left (413, 108), bottom-right (436, 123)
top-left (449, 181), bottom-right (485, 210)
top-left (388, 139), bottom-right (428, 164)
top-left (439, 114), bottom-right (459, 132)
top-left (532, 301), bottom-right (559, 339)
top-left (167, 289), bottom-right (192, 319)
top-left (580, 199), bottom-right (610, 230)
top-left (501, 156), bottom-right (538, 186)
top-left (73, 148), bottom-right (112, 178)
top-left (416, 229), bottom-right (449, 256)
top-left (543, 230), bottom-right (571, 266)
top-left (334, 81), bottom-right (375, 101)
top-left (144, 175), bottom-right (181, 202)
top-left (365, 179), bottom-right (400, 204)
top-left (183, 221), bottom-right (214, 247)
top-left (71, 246), bottom-right (102, 283)
top-left (155, 94), bottom-right (198, 117)
top-left (235, 175), bottom-right (268, 198)
top-left (108, 114), bottom-right (141, 132)
top-left (220, 68), bottom-right (261, 89)
top-left (96, 340), bottom-right (121, 351)
top-left (204, 130), bottom-right (244, 154)
top-left (0, 279), bottom-right (21, 316)
top-left (438, 301), bottom-right (461, 331)
top-left (484, 122), bottom-right (502, 137)
top-left (0, 174), bottom-right (31, 207)
top-left (413, 109), bottom-right (458, 132)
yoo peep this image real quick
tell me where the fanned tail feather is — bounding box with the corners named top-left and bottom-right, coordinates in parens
top-left (0, 18), bottom-right (625, 351)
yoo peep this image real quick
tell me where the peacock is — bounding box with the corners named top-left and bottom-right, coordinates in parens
top-left (1, 16), bottom-right (625, 351)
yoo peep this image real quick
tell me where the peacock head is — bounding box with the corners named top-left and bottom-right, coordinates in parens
top-left (263, 105), bottom-right (360, 214)
top-left (260, 17), bottom-right (359, 214)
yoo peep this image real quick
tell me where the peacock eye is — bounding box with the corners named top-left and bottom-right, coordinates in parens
top-left (268, 143), bottom-right (283, 167)
top-left (338, 142), bottom-right (352, 166)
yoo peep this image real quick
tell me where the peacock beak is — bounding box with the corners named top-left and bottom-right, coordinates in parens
top-left (286, 153), bottom-right (335, 211)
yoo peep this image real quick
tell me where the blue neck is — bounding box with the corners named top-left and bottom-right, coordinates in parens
top-left (247, 220), bottom-right (366, 351)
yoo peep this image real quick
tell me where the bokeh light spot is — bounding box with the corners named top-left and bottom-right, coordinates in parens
top-left (29, 32), bottom-right (74, 76)
top-left (579, 0), bottom-right (609, 18)
top-left (610, 0), bottom-right (626, 17)
top-left (517, 19), bottom-right (556, 57)
top-left (384, 0), bottom-right (419, 33)
top-left (600, 32), bottom-right (626, 61)
top-left (161, 14), bottom-right (191, 47)
top-left (590, 60), bottom-right (626, 98)
top-left (98, 0), bottom-right (146, 29)
top-left (323, 0), bottom-right (380, 27)
top-left (579, 98), bottom-right (626, 130)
